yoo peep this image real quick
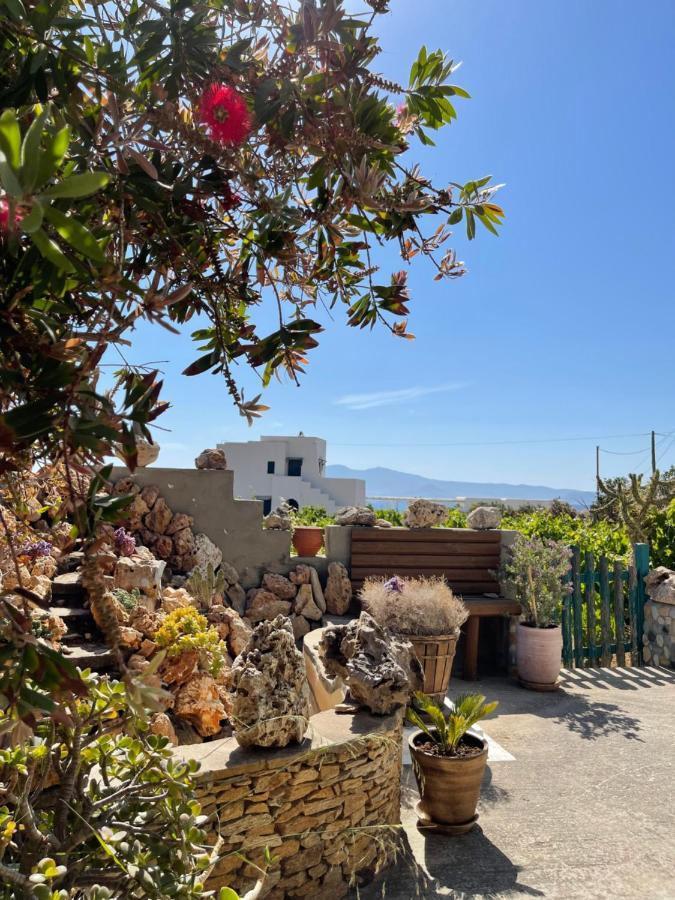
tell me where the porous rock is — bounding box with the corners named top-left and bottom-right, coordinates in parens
top-left (289, 564), bottom-right (311, 585)
top-left (161, 650), bottom-right (199, 686)
top-left (335, 506), bottom-right (376, 527)
top-left (149, 712), bottom-right (178, 745)
top-left (207, 605), bottom-right (253, 657)
top-left (115, 556), bottom-right (165, 599)
top-left (644, 567), bottom-right (675, 606)
top-left (140, 484), bottom-right (161, 509)
top-left (319, 612), bottom-right (423, 715)
top-left (263, 572), bottom-right (297, 600)
top-left (144, 497), bottom-right (172, 535)
top-left (467, 505), bottom-right (502, 530)
top-left (404, 499), bottom-right (447, 529)
top-left (174, 672), bottom-right (226, 737)
top-left (193, 533), bottom-right (223, 575)
top-left (166, 512), bottom-right (194, 536)
top-left (229, 615), bottom-right (310, 748)
top-left (324, 562), bottom-right (352, 616)
top-left (263, 503), bottom-right (292, 531)
top-left (195, 448), bottom-right (227, 470)
top-left (246, 591), bottom-right (292, 623)
top-left (161, 586), bottom-right (198, 612)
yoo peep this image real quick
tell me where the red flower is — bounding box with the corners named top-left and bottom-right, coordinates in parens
top-left (199, 83), bottom-right (251, 147)
top-left (0, 198), bottom-right (22, 232)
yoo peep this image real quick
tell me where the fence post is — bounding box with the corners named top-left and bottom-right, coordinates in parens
top-left (633, 543), bottom-right (649, 666)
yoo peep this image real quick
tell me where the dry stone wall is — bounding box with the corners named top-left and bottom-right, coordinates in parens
top-left (175, 708), bottom-right (402, 899)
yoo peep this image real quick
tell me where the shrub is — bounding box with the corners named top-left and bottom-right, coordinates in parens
top-left (290, 506), bottom-right (334, 528)
top-left (371, 507), bottom-right (405, 527)
top-left (500, 536), bottom-right (572, 628)
top-left (443, 507), bottom-right (468, 528)
top-left (360, 575), bottom-right (468, 637)
top-left (155, 606), bottom-right (229, 676)
top-left (502, 509), bottom-right (630, 561)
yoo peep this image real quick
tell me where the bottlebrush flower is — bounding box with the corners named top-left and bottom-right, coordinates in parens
top-left (199, 83), bottom-right (251, 147)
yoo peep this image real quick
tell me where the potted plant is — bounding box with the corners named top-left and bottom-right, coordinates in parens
top-left (289, 506), bottom-right (328, 557)
top-left (407, 692), bottom-right (498, 833)
top-left (500, 536), bottom-right (572, 690)
top-left (360, 575), bottom-right (468, 701)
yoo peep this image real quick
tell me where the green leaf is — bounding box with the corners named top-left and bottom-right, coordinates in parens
top-left (0, 151), bottom-right (22, 197)
top-left (20, 109), bottom-right (48, 191)
top-left (43, 206), bottom-right (104, 262)
top-left (218, 889), bottom-right (240, 900)
top-left (20, 202), bottom-right (44, 233)
top-left (1, 0), bottom-right (26, 20)
top-left (0, 109), bottom-right (21, 169)
top-left (31, 227), bottom-right (75, 272)
top-left (36, 125), bottom-right (69, 188)
top-left (43, 171), bottom-right (109, 199)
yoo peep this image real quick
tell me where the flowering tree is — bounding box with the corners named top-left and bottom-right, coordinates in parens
top-left (0, 0), bottom-right (503, 477)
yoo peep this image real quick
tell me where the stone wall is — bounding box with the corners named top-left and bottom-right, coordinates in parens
top-left (174, 708), bottom-right (403, 899)
top-left (643, 600), bottom-right (675, 667)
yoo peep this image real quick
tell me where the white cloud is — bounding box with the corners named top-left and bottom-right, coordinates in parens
top-left (335, 383), bottom-right (468, 411)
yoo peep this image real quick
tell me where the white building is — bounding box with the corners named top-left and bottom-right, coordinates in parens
top-left (218, 435), bottom-right (365, 515)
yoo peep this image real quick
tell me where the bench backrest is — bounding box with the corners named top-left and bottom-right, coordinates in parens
top-left (350, 527), bottom-right (501, 597)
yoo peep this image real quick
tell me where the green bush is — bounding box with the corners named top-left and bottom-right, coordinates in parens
top-left (647, 499), bottom-right (675, 569)
top-left (443, 507), bottom-right (468, 528)
top-left (501, 509), bottom-right (630, 562)
top-left (290, 506), bottom-right (334, 528)
top-left (371, 507), bottom-right (405, 526)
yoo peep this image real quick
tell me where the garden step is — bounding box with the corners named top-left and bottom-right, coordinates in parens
top-left (50, 606), bottom-right (95, 635)
top-left (51, 572), bottom-right (86, 600)
top-left (61, 641), bottom-right (116, 671)
top-left (57, 551), bottom-right (84, 574)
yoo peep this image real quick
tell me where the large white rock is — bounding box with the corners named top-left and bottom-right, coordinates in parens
top-left (114, 556), bottom-right (165, 599)
top-left (645, 567), bottom-right (675, 606)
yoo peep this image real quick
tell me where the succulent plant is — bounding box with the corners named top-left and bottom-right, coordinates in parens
top-left (185, 562), bottom-right (225, 610)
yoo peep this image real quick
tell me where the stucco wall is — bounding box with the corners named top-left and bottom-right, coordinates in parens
top-left (176, 708), bottom-right (402, 899)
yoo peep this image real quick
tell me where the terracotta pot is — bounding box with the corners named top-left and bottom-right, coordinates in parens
top-left (407, 632), bottom-right (459, 703)
top-left (291, 526), bottom-right (324, 557)
top-left (409, 729), bottom-right (488, 830)
top-left (517, 622), bottom-right (562, 687)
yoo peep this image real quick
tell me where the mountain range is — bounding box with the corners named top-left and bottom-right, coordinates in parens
top-left (325, 465), bottom-right (596, 508)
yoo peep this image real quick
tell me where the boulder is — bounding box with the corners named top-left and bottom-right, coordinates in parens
top-left (262, 572), bottom-right (297, 600)
top-left (174, 672), bottom-right (226, 737)
top-left (294, 583), bottom-right (322, 622)
top-left (467, 506), bottom-right (502, 530)
top-left (195, 448), bottom-right (227, 470)
top-left (309, 567), bottom-right (326, 614)
top-left (246, 591), bottom-right (292, 623)
top-left (289, 564), bottom-right (311, 585)
top-left (404, 499), bottom-right (447, 529)
top-left (229, 615), bottom-right (310, 748)
top-left (644, 567), bottom-right (675, 606)
top-left (160, 650), bottom-right (199, 686)
top-left (335, 506), bottom-right (376, 527)
top-left (193, 533), bottom-right (223, 575)
top-left (207, 605), bottom-right (253, 657)
top-left (324, 561), bottom-right (352, 615)
top-left (115, 556), bottom-right (165, 599)
top-left (226, 582), bottom-right (246, 615)
top-left (319, 612), bottom-right (423, 715)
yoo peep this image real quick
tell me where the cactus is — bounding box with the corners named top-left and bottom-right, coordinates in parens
top-left (185, 562), bottom-right (225, 609)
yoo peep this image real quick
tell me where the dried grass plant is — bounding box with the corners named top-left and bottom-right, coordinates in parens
top-left (360, 575), bottom-right (468, 637)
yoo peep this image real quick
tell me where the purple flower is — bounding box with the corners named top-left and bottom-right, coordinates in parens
top-left (383, 575), bottom-right (405, 594)
top-left (114, 527), bottom-right (136, 557)
top-left (18, 540), bottom-right (53, 560)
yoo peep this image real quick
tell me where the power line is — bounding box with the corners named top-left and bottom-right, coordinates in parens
top-left (331, 430), bottom-right (665, 449)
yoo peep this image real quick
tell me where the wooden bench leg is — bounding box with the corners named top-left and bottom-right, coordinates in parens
top-left (463, 616), bottom-right (480, 680)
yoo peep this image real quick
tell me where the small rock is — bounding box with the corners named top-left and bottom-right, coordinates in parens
top-left (219, 561), bottom-right (239, 586)
top-left (291, 615), bottom-right (310, 642)
top-left (324, 562), bottom-right (352, 616)
top-left (174, 672), bottom-right (226, 737)
top-left (161, 586), bottom-right (198, 612)
top-left (160, 650), bottom-right (199, 686)
top-left (207, 605), bottom-right (253, 657)
top-left (644, 567), bottom-right (675, 606)
top-left (140, 638), bottom-right (157, 658)
top-left (166, 512), bottom-right (194, 536)
top-left (226, 582), bottom-right (246, 615)
top-left (193, 533), bottom-right (224, 575)
top-left (246, 591), bottom-right (292, 623)
top-left (335, 506), bottom-right (376, 527)
top-left (115, 556), bottom-right (165, 599)
top-left (140, 484), bottom-right (161, 510)
top-left (263, 573), bottom-right (297, 600)
top-left (289, 565), bottom-right (311, 585)
top-left (153, 535), bottom-right (173, 560)
top-left (144, 497), bottom-right (172, 535)
top-left (118, 626), bottom-right (143, 650)
top-left (149, 712), bottom-right (178, 745)
top-left (376, 519), bottom-right (393, 528)
top-left (467, 506), bottom-right (502, 530)
top-left (263, 502), bottom-right (293, 531)
top-left (195, 448), bottom-right (227, 470)
top-left (309, 566), bottom-right (326, 613)
top-left (404, 499), bottom-right (446, 529)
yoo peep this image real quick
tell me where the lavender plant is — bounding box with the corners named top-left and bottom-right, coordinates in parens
top-left (500, 536), bottom-right (572, 628)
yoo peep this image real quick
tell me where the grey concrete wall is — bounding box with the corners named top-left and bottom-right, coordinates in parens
top-left (112, 467), bottom-right (290, 588)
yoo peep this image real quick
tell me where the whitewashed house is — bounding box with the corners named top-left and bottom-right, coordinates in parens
top-left (218, 435), bottom-right (365, 515)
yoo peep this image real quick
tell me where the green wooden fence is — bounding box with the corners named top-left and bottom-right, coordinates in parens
top-left (562, 543), bottom-right (649, 668)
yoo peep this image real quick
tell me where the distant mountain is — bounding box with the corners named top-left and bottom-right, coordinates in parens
top-left (325, 464), bottom-right (596, 508)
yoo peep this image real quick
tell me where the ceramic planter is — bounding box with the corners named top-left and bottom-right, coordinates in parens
top-left (517, 622), bottom-right (562, 689)
top-left (291, 526), bottom-right (324, 557)
top-left (409, 729), bottom-right (488, 833)
top-left (407, 632), bottom-right (459, 702)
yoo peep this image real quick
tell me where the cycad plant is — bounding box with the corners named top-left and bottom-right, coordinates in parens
top-left (406, 692), bottom-right (498, 756)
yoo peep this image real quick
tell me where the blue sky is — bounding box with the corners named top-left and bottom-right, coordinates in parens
top-left (125, 0), bottom-right (675, 490)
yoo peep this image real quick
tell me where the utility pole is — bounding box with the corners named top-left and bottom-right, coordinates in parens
top-left (596, 445), bottom-right (600, 490)
top-left (651, 430), bottom-right (656, 474)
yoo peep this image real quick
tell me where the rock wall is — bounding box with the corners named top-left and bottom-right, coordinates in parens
top-left (643, 600), bottom-right (675, 667)
top-left (175, 708), bottom-right (402, 899)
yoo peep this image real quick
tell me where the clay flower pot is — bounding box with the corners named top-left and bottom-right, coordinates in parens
top-left (516, 622), bottom-right (562, 690)
top-left (292, 526), bottom-right (324, 557)
top-left (409, 729), bottom-right (488, 833)
top-left (408, 632), bottom-right (459, 703)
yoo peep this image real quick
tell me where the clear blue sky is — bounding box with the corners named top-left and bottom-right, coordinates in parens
top-left (124, 0), bottom-right (675, 490)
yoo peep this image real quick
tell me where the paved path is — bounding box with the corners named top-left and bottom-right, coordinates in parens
top-left (355, 666), bottom-right (675, 900)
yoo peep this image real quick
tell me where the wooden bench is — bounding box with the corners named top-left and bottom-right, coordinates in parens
top-left (350, 527), bottom-right (520, 680)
